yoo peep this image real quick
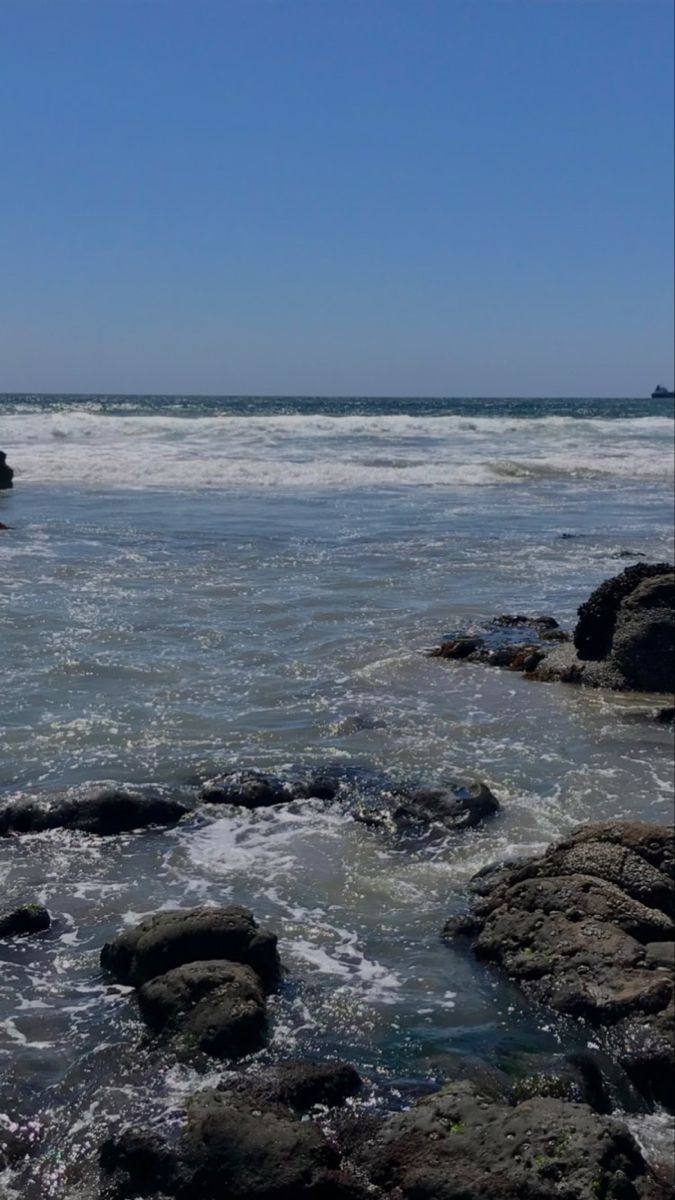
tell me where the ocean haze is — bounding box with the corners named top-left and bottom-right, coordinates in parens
top-left (0, 0), bottom-right (673, 395)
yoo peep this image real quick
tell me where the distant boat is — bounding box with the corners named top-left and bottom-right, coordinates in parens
top-left (651, 384), bottom-right (674, 398)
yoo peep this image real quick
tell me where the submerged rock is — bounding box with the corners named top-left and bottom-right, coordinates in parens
top-left (444, 821), bottom-right (675, 1110)
top-left (0, 784), bottom-right (189, 836)
top-left (0, 905), bottom-right (51, 938)
top-left (101, 905), bottom-right (281, 989)
top-left (355, 781), bottom-right (500, 834)
top-left (199, 770), bottom-right (338, 808)
top-left (347, 1080), bottom-right (664, 1200)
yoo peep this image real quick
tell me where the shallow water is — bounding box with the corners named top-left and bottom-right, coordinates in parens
top-left (0, 396), bottom-right (673, 1195)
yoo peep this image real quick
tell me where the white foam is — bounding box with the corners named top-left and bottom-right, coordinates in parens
top-left (1, 411), bottom-right (672, 489)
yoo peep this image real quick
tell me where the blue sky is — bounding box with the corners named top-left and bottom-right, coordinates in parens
top-left (0, 0), bottom-right (672, 396)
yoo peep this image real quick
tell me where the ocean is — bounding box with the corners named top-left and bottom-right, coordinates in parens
top-left (0, 394), bottom-right (673, 1196)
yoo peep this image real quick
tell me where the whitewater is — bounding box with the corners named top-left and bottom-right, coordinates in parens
top-left (0, 394), bottom-right (673, 1197)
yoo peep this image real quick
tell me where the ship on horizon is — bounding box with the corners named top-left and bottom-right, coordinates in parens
top-left (651, 384), bottom-right (674, 399)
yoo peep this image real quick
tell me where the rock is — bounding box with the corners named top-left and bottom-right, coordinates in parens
top-left (574, 562), bottom-right (672, 661)
top-left (611, 573), bottom-right (675, 692)
top-left (504, 1051), bottom-right (613, 1113)
top-left (349, 1080), bottom-right (662, 1200)
top-left (0, 905), bottom-right (51, 938)
top-left (99, 1128), bottom-right (177, 1196)
top-left (101, 905), bottom-right (280, 989)
top-left (354, 781), bottom-right (500, 834)
top-left (444, 821), bottom-right (675, 1109)
top-left (429, 564), bottom-right (674, 694)
top-left (656, 706), bottom-right (675, 724)
top-left (101, 1091), bottom-right (365, 1199)
top-left (0, 451), bottom-right (13, 490)
top-left (224, 1061), bottom-right (362, 1112)
top-left (430, 636), bottom-right (485, 660)
top-left (0, 785), bottom-right (189, 837)
top-left (199, 770), bottom-right (338, 808)
top-left (137, 960), bottom-right (267, 1059)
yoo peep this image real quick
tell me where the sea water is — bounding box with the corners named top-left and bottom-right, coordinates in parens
top-left (0, 395), bottom-right (673, 1195)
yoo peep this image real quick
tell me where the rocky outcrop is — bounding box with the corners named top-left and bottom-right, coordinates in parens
top-left (101, 1077), bottom-right (667, 1200)
top-left (199, 770), bottom-right (338, 808)
top-left (101, 905), bottom-right (281, 989)
top-left (100, 1088), bottom-right (366, 1200)
top-left (444, 821), bottom-right (675, 1109)
top-left (0, 451), bottom-right (13, 490)
top-left (574, 563), bottom-right (673, 661)
top-left (0, 784), bottom-right (189, 836)
top-left (0, 905), bottom-right (51, 938)
top-left (354, 781), bottom-right (500, 834)
top-left (430, 565), bottom-right (675, 694)
top-left (346, 1080), bottom-right (665, 1200)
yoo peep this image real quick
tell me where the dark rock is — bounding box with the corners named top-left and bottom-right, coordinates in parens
top-left (99, 1128), bottom-right (178, 1196)
top-left (199, 770), bottom-right (337, 808)
top-left (101, 905), bottom-right (280, 989)
top-left (355, 781), bottom-right (500, 835)
top-left (0, 905), bottom-right (51, 938)
top-left (137, 960), bottom-right (267, 1059)
top-left (611, 573), bottom-right (675, 693)
top-left (350, 1080), bottom-right (661, 1200)
top-left (0, 785), bottom-right (189, 837)
top-left (0, 451), bottom-right (13, 490)
top-left (443, 821), bottom-right (675, 1109)
top-left (224, 1061), bottom-right (362, 1112)
top-left (102, 1091), bottom-right (365, 1199)
top-left (429, 636), bottom-right (485, 660)
top-left (656, 706), bottom-right (675, 724)
top-left (505, 1051), bottom-right (613, 1113)
top-left (574, 562), bottom-right (672, 661)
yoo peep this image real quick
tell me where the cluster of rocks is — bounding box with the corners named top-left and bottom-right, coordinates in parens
top-left (0, 771), bottom-right (502, 839)
top-left (431, 563), bottom-right (675, 696)
top-left (101, 905), bottom-right (281, 1060)
top-left (99, 1074), bottom-right (669, 1200)
top-left (444, 820), bottom-right (675, 1111)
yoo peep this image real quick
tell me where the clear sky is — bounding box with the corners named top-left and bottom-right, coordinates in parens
top-left (0, 0), bottom-right (673, 396)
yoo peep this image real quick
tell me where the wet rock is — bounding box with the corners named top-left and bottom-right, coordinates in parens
top-left (0, 785), bottom-right (189, 837)
top-left (574, 562), bottom-right (673, 661)
top-left (430, 635), bottom-right (485, 660)
top-left (430, 563), bottom-right (674, 693)
top-left (656, 706), bottom-right (675, 724)
top-left (224, 1060), bottom-right (362, 1112)
top-left (101, 1091), bottom-right (365, 1199)
top-left (101, 905), bottom-right (281, 989)
top-left (137, 960), bottom-right (267, 1059)
top-left (444, 821), bottom-right (675, 1109)
top-left (99, 1128), bottom-right (178, 1197)
top-left (355, 781), bottom-right (500, 834)
top-left (611, 573), bottom-right (675, 693)
top-left (0, 450), bottom-right (13, 490)
top-left (504, 1051), bottom-right (613, 1113)
top-left (0, 905), bottom-right (51, 938)
top-left (199, 770), bottom-right (338, 808)
top-left (349, 1080), bottom-right (663, 1200)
